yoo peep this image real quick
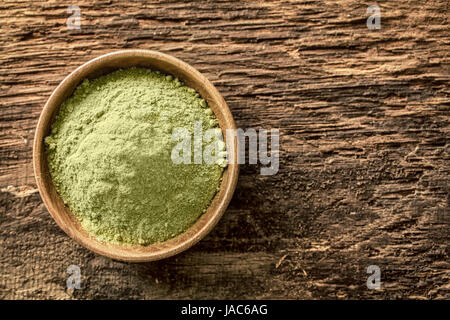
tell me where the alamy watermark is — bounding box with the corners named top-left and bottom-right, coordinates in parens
top-left (171, 121), bottom-right (279, 175)
top-left (66, 265), bottom-right (81, 289)
top-left (366, 265), bottom-right (381, 290)
top-left (366, 5), bottom-right (381, 30)
top-left (67, 5), bottom-right (81, 30)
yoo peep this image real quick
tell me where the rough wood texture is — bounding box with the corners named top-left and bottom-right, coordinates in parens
top-left (0, 0), bottom-right (449, 299)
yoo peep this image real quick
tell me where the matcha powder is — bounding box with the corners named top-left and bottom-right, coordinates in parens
top-left (45, 68), bottom-right (224, 245)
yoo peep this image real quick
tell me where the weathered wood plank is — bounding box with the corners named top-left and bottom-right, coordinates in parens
top-left (0, 0), bottom-right (449, 299)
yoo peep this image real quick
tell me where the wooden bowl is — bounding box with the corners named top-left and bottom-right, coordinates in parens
top-left (33, 50), bottom-right (239, 262)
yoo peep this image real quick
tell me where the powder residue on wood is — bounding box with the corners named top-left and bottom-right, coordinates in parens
top-left (45, 68), bottom-right (224, 245)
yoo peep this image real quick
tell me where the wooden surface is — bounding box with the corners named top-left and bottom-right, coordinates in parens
top-left (0, 0), bottom-right (449, 299)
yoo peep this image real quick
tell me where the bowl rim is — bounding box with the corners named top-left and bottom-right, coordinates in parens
top-left (33, 49), bottom-right (239, 262)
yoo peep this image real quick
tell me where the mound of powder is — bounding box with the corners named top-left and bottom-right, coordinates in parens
top-left (45, 68), bottom-right (224, 245)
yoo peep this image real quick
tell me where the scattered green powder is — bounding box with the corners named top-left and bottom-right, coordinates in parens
top-left (45, 68), bottom-right (224, 245)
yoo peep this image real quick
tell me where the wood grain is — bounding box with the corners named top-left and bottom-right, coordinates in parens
top-left (0, 0), bottom-right (449, 299)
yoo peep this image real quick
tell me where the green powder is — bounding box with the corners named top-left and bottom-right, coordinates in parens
top-left (45, 68), bottom-right (224, 245)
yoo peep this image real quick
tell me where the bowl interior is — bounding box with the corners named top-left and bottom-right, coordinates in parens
top-left (33, 50), bottom-right (238, 262)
